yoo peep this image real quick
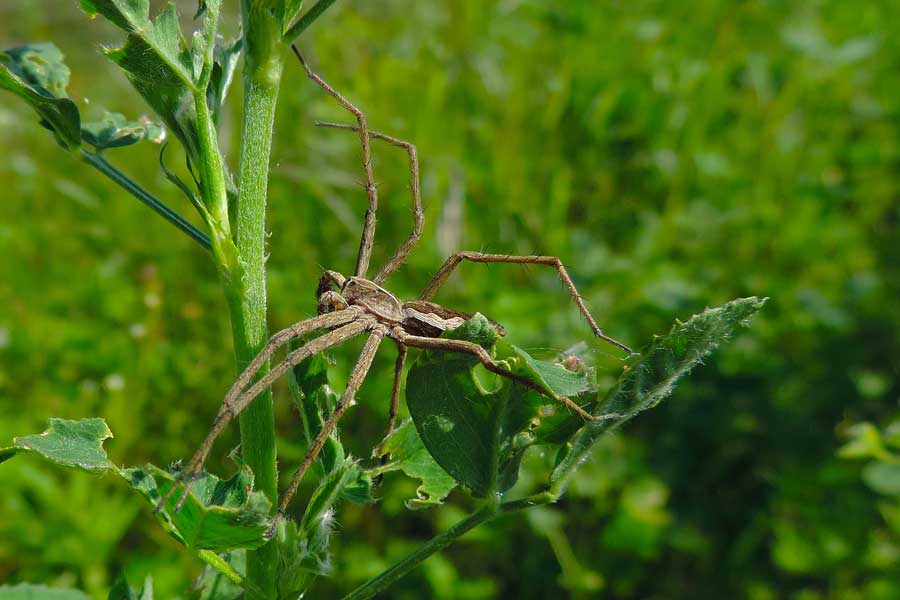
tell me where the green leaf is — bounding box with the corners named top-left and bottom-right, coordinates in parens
top-left (0, 418), bottom-right (271, 552)
top-left (195, 551), bottom-right (245, 600)
top-left (0, 585), bottom-right (91, 600)
top-left (274, 521), bottom-right (322, 598)
top-left (290, 350), bottom-right (374, 503)
top-left (80, 0), bottom-right (194, 87)
top-left (207, 37), bottom-right (242, 125)
top-left (283, 0), bottom-right (305, 35)
top-left (290, 353), bottom-right (345, 472)
top-left (373, 420), bottom-right (457, 508)
top-left (82, 111), bottom-right (164, 149)
top-left (510, 344), bottom-right (592, 398)
top-left (191, 0), bottom-right (222, 83)
top-left (406, 314), bottom-right (593, 497)
top-left (0, 43), bottom-right (81, 149)
top-left (880, 501), bottom-right (900, 536)
top-left (299, 459), bottom-right (360, 540)
top-left (108, 575), bottom-right (153, 600)
top-left (0, 42), bottom-right (166, 154)
top-left (838, 422), bottom-right (889, 460)
top-left (83, 1), bottom-right (202, 160)
top-left (126, 464), bottom-right (271, 552)
top-left (0, 417), bottom-right (114, 470)
top-left (862, 462), bottom-right (900, 496)
top-left (275, 460), bottom-right (364, 597)
top-left (550, 297), bottom-right (767, 488)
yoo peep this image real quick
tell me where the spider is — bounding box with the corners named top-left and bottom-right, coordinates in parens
top-left (156, 45), bottom-right (633, 530)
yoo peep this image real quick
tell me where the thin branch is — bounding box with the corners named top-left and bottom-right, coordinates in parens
top-left (342, 492), bottom-right (558, 600)
top-left (80, 149), bottom-right (212, 250)
top-left (284, 0), bottom-right (340, 42)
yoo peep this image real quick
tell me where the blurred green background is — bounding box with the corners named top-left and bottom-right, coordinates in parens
top-left (1, 1), bottom-right (899, 598)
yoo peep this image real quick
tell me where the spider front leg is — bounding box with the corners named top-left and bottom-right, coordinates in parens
top-left (292, 45), bottom-right (379, 279)
top-left (419, 252), bottom-right (633, 354)
top-left (393, 330), bottom-right (622, 422)
top-left (315, 122), bottom-right (424, 285)
top-left (154, 317), bottom-right (371, 514)
top-left (219, 307), bottom-right (361, 425)
top-left (269, 327), bottom-right (387, 537)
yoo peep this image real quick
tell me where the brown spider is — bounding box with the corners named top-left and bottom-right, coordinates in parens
top-left (156, 46), bottom-right (633, 529)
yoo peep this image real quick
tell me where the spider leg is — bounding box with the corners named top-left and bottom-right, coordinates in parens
top-left (220, 307), bottom-right (362, 428)
top-left (155, 317), bottom-right (371, 514)
top-left (418, 252), bottom-right (633, 354)
top-left (393, 330), bottom-right (622, 422)
top-left (385, 345), bottom-right (407, 442)
top-left (316, 122), bottom-right (424, 285)
top-left (291, 45), bottom-right (378, 279)
top-left (269, 327), bottom-right (387, 536)
top-left (372, 344), bottom-right (407, 468)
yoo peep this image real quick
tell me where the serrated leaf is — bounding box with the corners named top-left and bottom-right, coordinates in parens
top-left (0, 43), bottom-right (81, 149)
top-left (81, 0), bottom-right (194, 85)
top-left (0, 42), bottom-right (167, 153)
top-left (510, 344), bottom-right (592, 398)
top-left (550, 297), bottom-right (767, 487)
top-left (0, 418), bottom-right (114, 470)
top-left (406, 314), bottom-right (593, 497)
top-left (84, 1), bottom-right (202, 160)
top-left (82, 111), bottom-right (164, 149)
top-left (126, 464), bottom-right (271, 552)
top-left (374, 420), bottom-right (457, 508)
top-left (1, 418), bottom-right (271, 552)
top-left (0, 585), bottom-right (91, 600)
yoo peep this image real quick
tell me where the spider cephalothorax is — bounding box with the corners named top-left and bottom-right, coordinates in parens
top-left (157, 46), bottom-right (633, 533)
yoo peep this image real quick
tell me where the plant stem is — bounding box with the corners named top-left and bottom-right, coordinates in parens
top-left (343, 506), bottom-right (495, 600)
top-left (232, 2), bottom-right (285, 597)
top-left (80, 149), bottom-right (211, 250)
top-left (343, 492), bottom-right (557, 600)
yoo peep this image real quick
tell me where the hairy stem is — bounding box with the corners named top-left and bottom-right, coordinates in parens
top-left (80, 150), bottom-right (211, 250)
top-left (343, 492), bottom-right (557, 600)
top-left (232, 1), bottom-right (285, 596)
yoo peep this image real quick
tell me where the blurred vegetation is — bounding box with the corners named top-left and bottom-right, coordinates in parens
top-left (1, 0), bottom-right (898, 598)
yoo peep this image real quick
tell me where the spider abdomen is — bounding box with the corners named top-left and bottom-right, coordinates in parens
top-left (401, 300), bottom-right (506, 338)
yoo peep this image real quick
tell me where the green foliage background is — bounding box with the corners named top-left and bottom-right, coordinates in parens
top-left (1, 1), bottom-right (898, 598)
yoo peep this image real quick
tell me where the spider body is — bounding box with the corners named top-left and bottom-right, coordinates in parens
top-left (318, 270), bottom-right (503, 339)
top-left (157, 47), bottom-right (633, 533)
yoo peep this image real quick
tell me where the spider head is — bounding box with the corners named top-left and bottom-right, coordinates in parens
top-left (316, 270), bottom-right (349, 314)
top-left (317, 290), bottom-right (349, 315)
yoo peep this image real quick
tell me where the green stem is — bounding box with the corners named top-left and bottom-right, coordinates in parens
top-left (284, 0), bottom-right (339, 42)
top-left (193, 93), bottom-right (231, 236)
top-left (232, 2), bottom-right (286, 597)
top-left (343, 492), bottom-right (557, 600)
top-left (79, 150), bottom-right (211, 250)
